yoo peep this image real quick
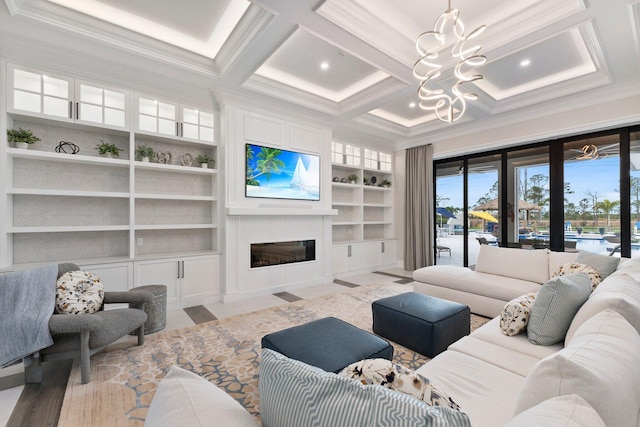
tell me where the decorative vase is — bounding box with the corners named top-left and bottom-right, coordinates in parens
top-left (201, 163), bottom-right (208, 169)
top-left (102, 152), bottom-right (112, 158)
top-left (142, 156), bottom-right (150, 163)
top-left (16, 142), bottom-right (29, 149)
top-left (349, 180), bottom-right (356, 184)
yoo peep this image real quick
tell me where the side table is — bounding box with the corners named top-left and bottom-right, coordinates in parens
top-left (130, 284), bottom-right (167, 334)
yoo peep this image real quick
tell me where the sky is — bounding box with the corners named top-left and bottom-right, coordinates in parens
top-left (437, 156), bottom-right (623, 211)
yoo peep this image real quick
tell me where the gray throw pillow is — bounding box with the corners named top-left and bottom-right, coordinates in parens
top-left (527, 273), bottom-right (591, 345)
top-left (576, 251), bottom-right (620, 279)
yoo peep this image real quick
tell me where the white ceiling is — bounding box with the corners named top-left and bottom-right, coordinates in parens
top-left (2, 0), bottom-right (640, 148)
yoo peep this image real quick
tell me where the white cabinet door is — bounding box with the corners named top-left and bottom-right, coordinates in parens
top-left (331, 244), bottom-right (350, 274)
top-left (76, 80), bottom-right (129, 129)
top-left (364, 241), bottom-right (382, 267)
top-left (133, 258), bottom-right (181, 304)
top-left (380, 240), bottom-right (396, 266)
top-left (8, 64), bottom-right (73, 121)
top-left (181, 106), bottom-right (215, 143)
top-left (181, 254), bottom-right (219, 302)
top-left (80, 261), bottom-right (133, 310)
top-left (136, 95), bottom-right (179, 137)
top-left (347, 243), bottom-right (366, 271)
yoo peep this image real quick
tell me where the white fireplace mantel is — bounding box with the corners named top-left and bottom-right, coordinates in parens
top-left (226, 207), bottom-right (338, 216)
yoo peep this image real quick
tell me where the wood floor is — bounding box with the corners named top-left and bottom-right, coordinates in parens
top-left (1, 273), bottom-right (401, 426)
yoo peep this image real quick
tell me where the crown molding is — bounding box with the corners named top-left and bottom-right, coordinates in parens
top-left (8, 0), bottom-right (218, 78)
top-left (216, 5), bottom-right (275, 77)
top-left (242, 74), bottom-right (339, 116)
top-left (338, 77), bottom-right (409, 117)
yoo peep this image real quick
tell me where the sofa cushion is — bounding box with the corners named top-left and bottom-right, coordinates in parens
top-left (506, 395), bottom-right (605, 427)
top-left (565, 272), bottom-right (640, 343)
top-left (527, 273), bottom-right (591, 345)
top-left (576, 251), bottom-right (620, 279)
top-left (144, 365), bottom-right (258, 427)
top-left (55, 270), bottom-right (104, 314)
top-left (259, 349), bottom-right (472, 427)
top-left (548, 251), bottom-right (580, 279)
top-left (515, 309), bottom-right (640, 427)
top-left (499, 293), bottom-right (536, 336)
top-left (416, 350), bottom-right (526, 427)
top-left (552, 262), bottom-right (601, 290)
top-left (448, 336), bottom-right (539, 377)
top-left (339, 358), bottom-right (460, 410)
top-left (470, 317), bottom-right (563, 361)
top-left (475, 245), bottom-right (551, 284)
top-left (412, 265), bottom-right (541, 301)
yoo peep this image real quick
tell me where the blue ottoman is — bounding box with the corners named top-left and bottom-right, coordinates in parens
top-left (261, 316), bottom-right (393, 373)
top-left (372, 292), bottom-right (470, 357)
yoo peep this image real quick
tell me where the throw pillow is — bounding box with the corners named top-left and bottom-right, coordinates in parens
top-left (499, 293), bottom-right (536, 336)
top-left (259, 349), bottom-right (471, 427)
top-left (144, 365), bottom-right (258, 427)
top-left (55, 270), bottom-right (104, 314)
top-left (527, 273), bottom-right (591, 345)
top-left (575, 251), bottom-right (620, 279)
top-left (338, 358), bottom-right (460, 410)
top-left (506, 395), bottom-right (606, 427)
top-left (515, 309), bottom-right (640, 427)
top-left (552, 262), bottom-right (602, 290)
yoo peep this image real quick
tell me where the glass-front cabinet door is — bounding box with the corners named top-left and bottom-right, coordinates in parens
top-left (181, 107), bottom-right (214, 143)
top-left (137, 95), bottom-right (178, 137)
top-left (76, 81), bottom-right (128, 129)
top-left (8, 64), bottom-right (72, 121)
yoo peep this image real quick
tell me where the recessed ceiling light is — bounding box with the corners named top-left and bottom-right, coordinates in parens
top-left (520, 59), bottom-right (531, 67)
top-left (409, 102), bottom-right (417, 108)
top-left (320, 62), bottom-right (330, 70)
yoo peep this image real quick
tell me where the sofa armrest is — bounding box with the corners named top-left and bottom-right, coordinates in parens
top-left (48, 313), bottom-right (102, 334)
top-left (104, 290), bottom-right (154, 307)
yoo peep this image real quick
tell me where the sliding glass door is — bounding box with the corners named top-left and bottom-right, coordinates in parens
top-left (433, 124), bottom-right (639, 265)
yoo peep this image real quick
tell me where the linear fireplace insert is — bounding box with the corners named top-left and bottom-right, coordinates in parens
top-left (250, 240), bottom-right (316, 268)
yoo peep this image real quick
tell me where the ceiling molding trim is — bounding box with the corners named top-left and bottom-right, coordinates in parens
top-left (10, 1), bottom-right (218, 78)
top-left (630, 1), bottom-right (640, 67)
top-left (315, 1), bottom-right (414, 67)
top-left (241, 74), bottom-right (339, 116)
top-left (216, 5), bottom-right (275, 76)
top-left (395, 78), bottom-right (640, 153)
top-left (4, 0), bottom-right (21, 15)
top-left (338, 77), bottom-right (409, 116)
top-left (213, 86), bottom-right (337, 130)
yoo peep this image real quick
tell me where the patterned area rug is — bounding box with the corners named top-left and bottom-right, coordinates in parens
top-left (58, 283), bottom-right (489, 426)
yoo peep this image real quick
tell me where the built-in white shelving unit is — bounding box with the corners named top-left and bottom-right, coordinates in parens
top-left (1, 62), bottom-right (221, 307)
top-left (330, 141), bottom-right (396, 275)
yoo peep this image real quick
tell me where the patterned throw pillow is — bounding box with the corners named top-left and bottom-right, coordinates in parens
top-left (500, 293), bottom-right (537, 336)
top-left (553, 262), bottom-right (602, 291)
top-left (55, 270), bottom-right (104, 314)
top-left (339, 358), bottom-right (461, 410)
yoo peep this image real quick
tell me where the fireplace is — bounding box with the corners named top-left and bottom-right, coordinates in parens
top-left (251, 240), bottom-right (316, 268)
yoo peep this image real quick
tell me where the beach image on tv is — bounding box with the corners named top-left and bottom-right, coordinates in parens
top-left (245, 144), bottom-right (320, 201)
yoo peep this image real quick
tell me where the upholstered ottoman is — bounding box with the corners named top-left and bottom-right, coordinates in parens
top-left (372, 292), bottom-right (470, 357)
top-left (261, 316), bottom-right (393, 373)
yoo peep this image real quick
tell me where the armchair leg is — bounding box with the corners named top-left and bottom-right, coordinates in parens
top-left (23, 352), bottom-right (42, 384)
top-left (80, 330), bottom-right (91, 384)
top-left (137, 324), bottom-right (145, 346)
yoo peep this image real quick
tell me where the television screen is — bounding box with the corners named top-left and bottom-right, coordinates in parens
top-left (245, 143), bottom-right (320, 201)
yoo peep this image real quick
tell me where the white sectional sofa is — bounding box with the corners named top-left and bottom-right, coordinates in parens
top-left (145, 254), bottom-right (640, 426)
top-left (413, 245), bottom-right (583, 317)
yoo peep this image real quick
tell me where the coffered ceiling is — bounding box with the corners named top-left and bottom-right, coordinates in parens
top-left (2, 0), bottom-right (640, 149)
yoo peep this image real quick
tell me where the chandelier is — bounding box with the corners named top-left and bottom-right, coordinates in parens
top-left (412, 0), bottom-right (487, 123)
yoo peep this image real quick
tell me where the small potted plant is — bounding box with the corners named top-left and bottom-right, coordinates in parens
top-left (7, 127), bottom-right (41, 149)
top-left (135, 145), bottom-right (156, 162)
top-left (196, 154), bottom-right (214, 169)
top-left (363, 177), bottom-right (369, 186)
top-left (381, 178), bottom-right (391, 188)
top-left (348, 174), bottom-right (359, 184)
top-left (96, 140), bottom-right (123, 158)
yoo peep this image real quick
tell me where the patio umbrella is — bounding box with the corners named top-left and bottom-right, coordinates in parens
top-left (436, 207), bottom-right (455, 227)
top-left (469, 211), bottom-right (498, 222)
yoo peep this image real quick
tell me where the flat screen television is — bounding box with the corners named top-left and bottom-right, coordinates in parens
top-left (245, 143), bottom-right (320, 201)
